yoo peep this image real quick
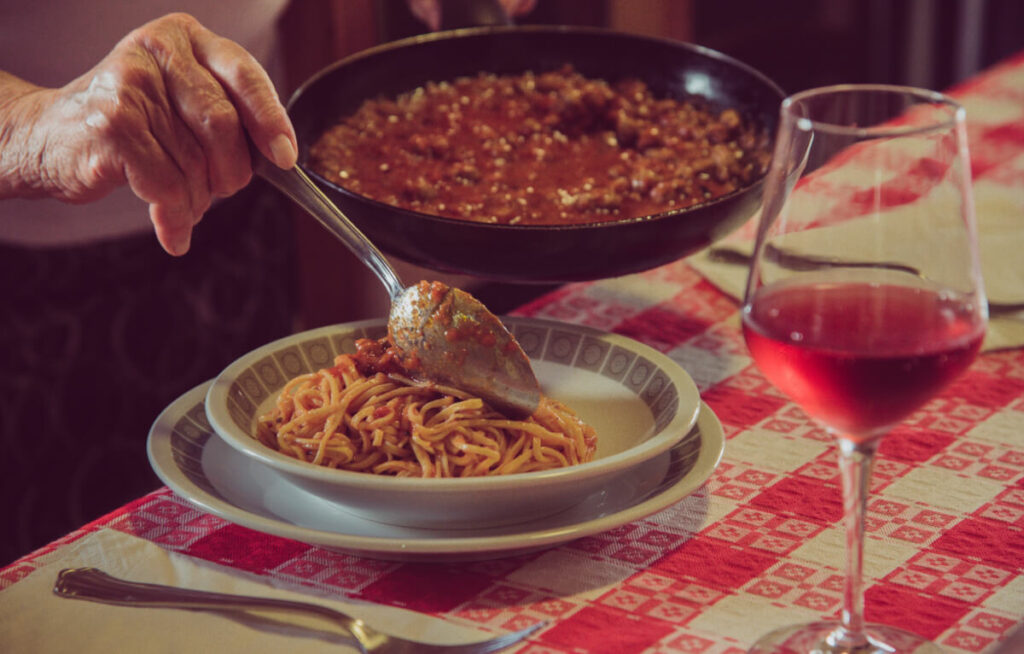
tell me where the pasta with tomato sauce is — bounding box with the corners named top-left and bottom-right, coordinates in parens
top-left (256, 337), bottom-right (597, 478)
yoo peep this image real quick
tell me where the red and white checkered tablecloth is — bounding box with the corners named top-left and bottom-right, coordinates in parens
top-left (3, 53), bottom-right (1023, 654)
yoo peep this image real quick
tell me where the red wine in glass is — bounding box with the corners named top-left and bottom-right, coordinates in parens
top-left (743, 280), bottom-right (984, 440)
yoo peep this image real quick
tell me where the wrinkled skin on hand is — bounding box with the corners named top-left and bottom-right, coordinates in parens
top-left (0, 13), bottom-right (297, 255)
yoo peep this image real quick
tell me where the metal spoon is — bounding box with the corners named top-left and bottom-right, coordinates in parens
top-left (252, 154), bottom-right (540, 418)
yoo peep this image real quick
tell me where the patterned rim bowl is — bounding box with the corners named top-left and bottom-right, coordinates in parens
top-left (205, 317), bottom-right (702, 529)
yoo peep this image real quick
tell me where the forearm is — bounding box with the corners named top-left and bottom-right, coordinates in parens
top-left (0, 71), bottom-right (53, 199)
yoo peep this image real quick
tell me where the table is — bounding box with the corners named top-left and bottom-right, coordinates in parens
top-left (2, 52), bottom-right (1022, 654)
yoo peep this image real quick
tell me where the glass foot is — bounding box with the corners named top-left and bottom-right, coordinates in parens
top-left (747, 621), bottom-right (946, 654)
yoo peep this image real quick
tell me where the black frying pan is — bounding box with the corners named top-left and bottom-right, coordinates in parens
top-left (287, 25), bottom-right (785, 283)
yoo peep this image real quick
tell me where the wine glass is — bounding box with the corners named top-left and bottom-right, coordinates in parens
top-left (741, 85), bottom-right (987, 653)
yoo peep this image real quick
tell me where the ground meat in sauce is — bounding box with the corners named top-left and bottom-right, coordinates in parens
top-left (348, 337), bottom-right (410, 376)
top-left (309, 64), bottom-right (772, 226)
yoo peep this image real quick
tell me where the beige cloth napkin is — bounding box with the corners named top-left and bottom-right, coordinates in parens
top-left (0, 529), bottom-right (497, 654)
top-left (690, 175), bottom-right (1024, 352)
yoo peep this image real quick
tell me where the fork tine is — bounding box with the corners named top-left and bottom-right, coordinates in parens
top-left (434, 621), bottom-right (547, 654)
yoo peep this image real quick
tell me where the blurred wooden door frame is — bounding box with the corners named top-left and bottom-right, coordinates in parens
top-left (278, 0), bottom-right (387, 330)
top-left (607, 0), bottom-right (694, 41)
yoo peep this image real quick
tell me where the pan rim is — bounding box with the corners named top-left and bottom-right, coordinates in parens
top-left (287, 24), bottom-right (785, 234)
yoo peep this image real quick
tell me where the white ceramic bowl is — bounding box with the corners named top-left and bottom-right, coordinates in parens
top-left (205, 317), bottom-right (701, 529)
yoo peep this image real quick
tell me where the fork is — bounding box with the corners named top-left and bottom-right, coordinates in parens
top-left (707, 244), bottom-right (1024, 312)
top-left (55, 567), bottom-right (544, 653)
top-left (706, 242), bottom-right (923, 276)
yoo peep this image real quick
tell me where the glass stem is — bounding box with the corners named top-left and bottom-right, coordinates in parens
top-left (828, 436), bottom-right (879, 651)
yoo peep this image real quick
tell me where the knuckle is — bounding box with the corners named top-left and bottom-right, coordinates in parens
top-left (134, 12), bottom-right (199, 42)
top-left (125, 26), bottom-right (172, 59)
top-left (124, 13), bottom-right (199, 65)
top-left (80, 151), bottom-right (121, 190)
top-left (218, 54), bottom-right (257, 91)
top-left (219, 55), bottom-right (274, 108)
top-left (245, 95), bottom-right (290, 139)
top-left (200, 99), bottom-right (240, 135)
top-left (162, 12), bottom-right (201, 30)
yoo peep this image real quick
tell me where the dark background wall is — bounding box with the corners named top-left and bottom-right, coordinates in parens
top-left (377, 0), bottom-right (1024, 93)
top-left (685, 0), bottom-right (1024, 93)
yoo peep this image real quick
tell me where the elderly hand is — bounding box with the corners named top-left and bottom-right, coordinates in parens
top-left (0, 13), bottom-right (297, 255)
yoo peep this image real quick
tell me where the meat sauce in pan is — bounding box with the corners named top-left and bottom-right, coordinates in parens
top-left (309, 65), bottom-right (771, 226)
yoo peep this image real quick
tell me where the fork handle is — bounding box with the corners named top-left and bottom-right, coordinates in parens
top-left (54, 567), bottom-right (360, 632)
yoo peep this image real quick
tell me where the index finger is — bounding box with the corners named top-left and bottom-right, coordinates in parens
top-left (186, 21), bottom-right (297, 170)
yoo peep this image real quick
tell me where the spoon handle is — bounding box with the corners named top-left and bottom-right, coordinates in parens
top-left (252, 153), bottom-right (406, 300)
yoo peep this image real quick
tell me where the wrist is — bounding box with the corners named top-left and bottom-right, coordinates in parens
top-left (0, 72), bottom-right (54, 198)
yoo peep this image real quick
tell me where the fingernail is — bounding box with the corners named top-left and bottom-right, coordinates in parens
top-left (170, 230), bottom-right (191, 256)
top-left (269, 133), bottom-right (297, 168)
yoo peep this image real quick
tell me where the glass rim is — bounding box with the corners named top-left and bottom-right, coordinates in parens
top-left (781, 83), bottom-right (966, 137)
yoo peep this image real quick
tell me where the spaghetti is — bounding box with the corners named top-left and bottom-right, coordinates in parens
top-left (256, 338), bottom-right (597, 478)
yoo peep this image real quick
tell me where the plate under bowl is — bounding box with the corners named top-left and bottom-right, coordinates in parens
top-left (148, 383), bottom-right (725, 561)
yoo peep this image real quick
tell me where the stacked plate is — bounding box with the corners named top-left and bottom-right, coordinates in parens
top-left (147, 317), bottom-right (725, 561)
